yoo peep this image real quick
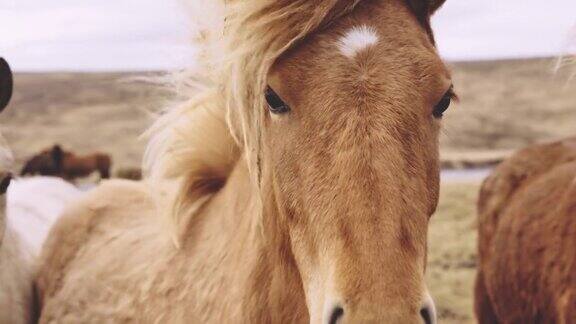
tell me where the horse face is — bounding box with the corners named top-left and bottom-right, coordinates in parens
top-left (263, 0), bottom-right (450, 322)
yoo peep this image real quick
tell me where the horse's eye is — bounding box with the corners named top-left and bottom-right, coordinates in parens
top-left (0, 174), bottom-right (12, 195)
top-left (433, 87), bottom-right (455, 118)
top-left (265, 86), bottom-right (290, 114)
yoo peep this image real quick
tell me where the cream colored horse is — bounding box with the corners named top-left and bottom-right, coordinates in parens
top-left (0, 146), bottom-right (34, 324)
top-left (0, 162), bottom-right (82, 324)
top-left (38, 0), bottom-right (453, 322)
top-left (0, 58), bottom-right (83, 323)
top-left (0, 156), bottom-right (83, 324)
top-left (0, 57), bottom-right (34, 324)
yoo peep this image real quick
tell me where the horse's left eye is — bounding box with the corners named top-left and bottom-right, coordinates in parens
top-left (433, 87), bottom-right (455, 118)
top-left (265, 86), bottom-right (290, 114)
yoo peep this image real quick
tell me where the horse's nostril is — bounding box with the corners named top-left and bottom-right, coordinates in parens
top-left (420, 305), bottom-right (435, 324)
top-left (328, 306), bottom-right (344, 324)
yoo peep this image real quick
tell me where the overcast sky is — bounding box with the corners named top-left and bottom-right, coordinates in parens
top-left (0, 0), bottom-right (575, 71)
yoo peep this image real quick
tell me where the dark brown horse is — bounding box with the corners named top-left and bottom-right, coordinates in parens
top-left (21, 145), bottom-right (111, 180)
top-left (475, 137), bottom-right (576, 323)
top-left (20, 146), bottom-right (62, 177)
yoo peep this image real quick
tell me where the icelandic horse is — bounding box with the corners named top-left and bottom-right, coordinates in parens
top-left (0, 57), bottom-right (83, 324)
top-left (0, 57), bottom-right (35, 324)
top-left (0, 140), bottom-right (33, 324)
top-left (474, 51), bottom-right (576, 323)
top-left (36, 0), bottom-right (455, 322)
top-left (475, 140), bottom-right (576, 324)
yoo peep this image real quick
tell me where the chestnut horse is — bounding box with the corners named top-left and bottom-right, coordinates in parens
top-left (475, 137), bottom-right (576, 323)
top-left (37, 0), bottom-right (454, 322)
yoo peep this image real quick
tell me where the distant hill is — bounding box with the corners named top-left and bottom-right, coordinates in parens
top-left (1, 58), bottom-right (575, 172)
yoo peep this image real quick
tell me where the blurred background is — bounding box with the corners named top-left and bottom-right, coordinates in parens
top-left (0, 0), bottom-right (575, 322)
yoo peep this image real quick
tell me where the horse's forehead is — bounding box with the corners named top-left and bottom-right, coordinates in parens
top-left (269, 0), bottom-right (449, 116)
top-left (280, 2), bottom-right (438, 78)
top-left (332, 1), bottom-right (425, 46)
top-left (337, 25), bottom-right (380, 59)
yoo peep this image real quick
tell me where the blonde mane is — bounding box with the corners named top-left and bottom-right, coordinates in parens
top-left (145, 0), bottom-right (363, 244)
top-left (555, 25), bottom-right (576, 80)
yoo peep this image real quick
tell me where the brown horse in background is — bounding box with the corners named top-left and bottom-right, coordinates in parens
top-left (20, 147), bottom-right (62, 177)
top-left (21, 145), bottom-right (111, 180)
top-left (475, 137), bottom-right (576, 323)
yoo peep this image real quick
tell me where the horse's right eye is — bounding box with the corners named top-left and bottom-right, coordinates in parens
top-left (265, 86), bottom-right (290, 114)
top-left (433, 86), bottom-right (456, 118)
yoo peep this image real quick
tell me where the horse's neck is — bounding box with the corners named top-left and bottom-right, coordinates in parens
top-left (187, 158), bottom-right (307, 321)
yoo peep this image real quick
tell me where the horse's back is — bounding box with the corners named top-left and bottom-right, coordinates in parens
top-left (477, 137), bottom-right (576, 257)
top-left (37, 179), bottom-right (172, 323)
top-left (0, 225), bottom-right (35, 324)
top-left (94, 153), bottom-right (112, 178)
top-left (1, 177), bottom-right (82, 324)
top-left (476, 137), bottom-right (576, 323)
top-left (7, 176), bottom-right (82, 256)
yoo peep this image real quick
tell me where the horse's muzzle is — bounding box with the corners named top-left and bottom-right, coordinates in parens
top-left (420, 292), bottom-right (437, 324)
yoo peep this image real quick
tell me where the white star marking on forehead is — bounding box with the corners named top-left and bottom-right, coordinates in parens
top-left (338, 25), bottom-right (379, 58)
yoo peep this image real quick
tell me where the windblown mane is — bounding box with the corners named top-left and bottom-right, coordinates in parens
top-left (144, 0), bottom-right (363, 244)
top-left (556, 26), bottom-right (576, 79)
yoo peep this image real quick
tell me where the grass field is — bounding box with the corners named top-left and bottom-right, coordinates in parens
top-left (428, 182), bottom-right (481, 323)
top-left (1, 72), bottom-right (168, 171)
top-left (442, 58), bottom-right (575, 153)
top-left (2, 58), bottom-right (575, 173)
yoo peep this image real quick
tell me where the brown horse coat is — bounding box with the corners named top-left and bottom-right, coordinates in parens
top-left (60, 152), bottom-right (111, 180)
top-left (36, 0), bottom-right (452, 322)
top-left (475, 137), bottom-right (576, 323)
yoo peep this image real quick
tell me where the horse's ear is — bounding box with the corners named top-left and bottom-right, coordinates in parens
top-left (406, 0), bottom-right (446, 44)
top-left (0, 58), bottom-right (14, 113)
top-left (406, 0), bottom-right (446, 17)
